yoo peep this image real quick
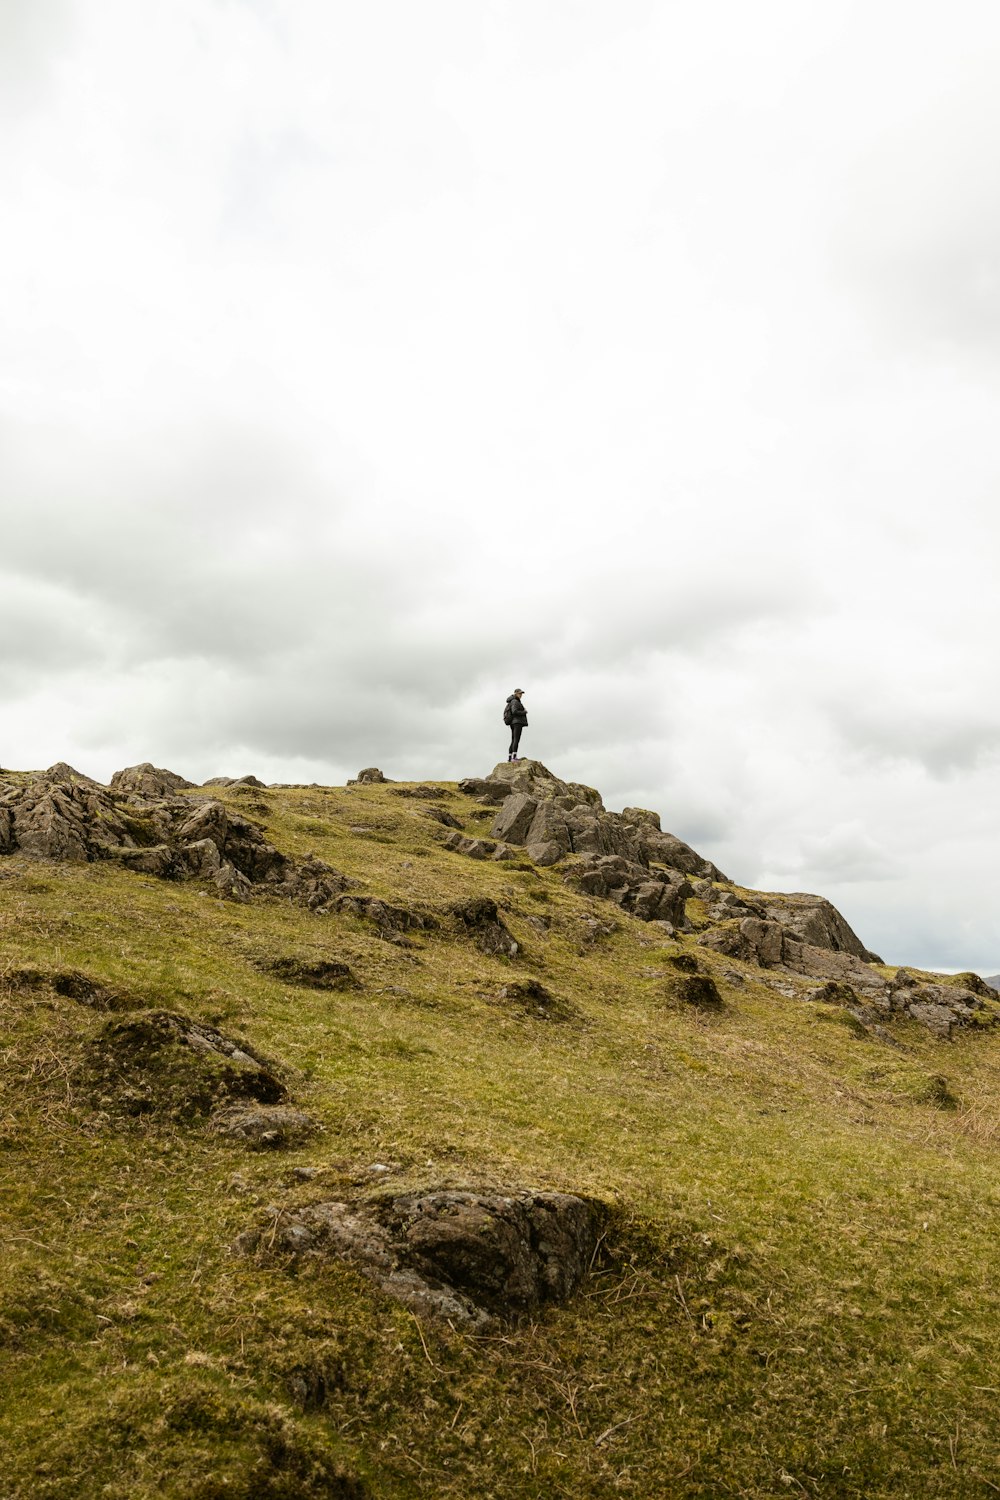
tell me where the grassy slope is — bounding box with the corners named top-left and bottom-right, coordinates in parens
top-left (1, 776), bottom-right (999, 1499)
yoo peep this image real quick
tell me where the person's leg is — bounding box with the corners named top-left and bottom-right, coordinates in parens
top-left (509, 724), bottom-right (522, 759)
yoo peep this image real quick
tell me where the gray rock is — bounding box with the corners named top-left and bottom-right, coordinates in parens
top-left (350, 768), bottom-right (388, 784)
top-left (524, 801), bottom-right (572, 860)
top-left (110, 763), bottom-right (194, 798)
top-left (763, 893), bottom-right (880, 963)
top-left (238, 1188), bottom-right (605, 1326)
top-left (806, 980), bottom-right (860, 1005)
top-left (180, 838), bottom-right (223, 877)
top-left (621, 806), bottom-right (661, 831)
top-left (441, 832), bottom-right (498, 860)
top-left (906, 1002), bottom-right (956, 1040)
top-left (562, 854), bottom-right (691, 926)
top-left (457, 776), bottom-right (511, 804)
top-left (7, 783), bottom-right (92, 861)
top-left (335, 895), bottom-right (436, 936)
top-left (175, 799), bottom-right (229, 849)
top-left (525, 839), bottom-right (568, 867)
top-left (491, 793), bottom-right (539, 844)
top-left (422, 806), bottom-right (462, 828)
top-left (106, 844), bottom-right (184, 879)
top-left (635, 827), bottom-right (726, 881)
top-left (0, 767), bottom-right (353, 910)
top-left (40, 762), bottom-right (100, 785)
top-left (739, 917), bottom-right (786, 967)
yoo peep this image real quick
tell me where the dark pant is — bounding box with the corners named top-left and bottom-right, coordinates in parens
top-left (508, 723), bottom-right (523, 757)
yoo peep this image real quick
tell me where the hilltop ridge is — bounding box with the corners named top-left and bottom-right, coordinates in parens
top-left (2, 757), bottom-right (1000, 1497)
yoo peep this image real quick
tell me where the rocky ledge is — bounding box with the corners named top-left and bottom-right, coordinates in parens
top-left (0, 762), bottom-right (352, 908)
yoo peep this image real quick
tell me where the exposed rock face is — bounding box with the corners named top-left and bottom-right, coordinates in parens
top-left (563, 854), bottom-right (691, 929)
top-left (441, 831), bottom-right (513, 862)
top-left (0, 766), bottom-right (353, 909)
top-left (871, 972), bottom-right (1000, 1040)
top-left (457, 776), bottom-right (511, 805)
top-left (238, 1189), bottom-right (605, 1326)
top-left (421, 805), bottom-right (462, 828)
top-left (697, 887), bottom-right (881, 971)
top-left (763, 894), bottom-right (881, 962)
top-left (620, 807), bottom-right (726, 880)
top-left (482, 761), bottom-right (726, 888)
top-left (110, 763), bottom-right (195, 798)
top-left (741, 942), bottom-right (1000, 1040)
top-left (350, 768), bottom-right (388, 784)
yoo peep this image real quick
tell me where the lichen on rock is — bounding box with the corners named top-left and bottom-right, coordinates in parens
top-left (236, 1188), bottom-right (606, 1326)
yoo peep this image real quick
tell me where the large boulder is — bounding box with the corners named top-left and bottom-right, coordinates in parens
top-left (237, 1188), bottom-right (605, 1326)
top-left (491, 793), bottom-right (538, 844)
top-left (488, 760), bottom-right (604, 810)
top-left (110, 763), bottom-right (194, 798)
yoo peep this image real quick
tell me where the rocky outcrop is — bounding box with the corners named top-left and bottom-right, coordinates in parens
top-left (441, 830), bottom-right (513, 861)
top-left (450, 898), bottom-right (519, 957)
top-left (421, 805), bottom-right (462, 828)
top-left (763, 893), bottom-right (881, 962)
top-left (349, 768), bottom-right (388, 785)
top-left (620, 807), bottom-right (725, 880)
top-left (696, 886), bottom-right (881, 971)
top-left (334, 896), bottom-right (437, 941)
top-left (110, 762), bottom-right (195, 798)
top-left (86, 1010), bottom-right (286, 1117)
top-left (0, 766), bottom-right (353, 910)
top-left (480, 764), bottom-right (726, 898)
top-left (457, 776), bottom-right (511, 805)
top-left (562, 854), bottom-right (691, 930)
top-left (866, 971), bottom-right (1000, 1040)
top-left (237, 1189), bottom-right (605, 1327)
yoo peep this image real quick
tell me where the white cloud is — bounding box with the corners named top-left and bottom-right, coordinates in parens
top-left (3, 0), bottom-right (1000, 973)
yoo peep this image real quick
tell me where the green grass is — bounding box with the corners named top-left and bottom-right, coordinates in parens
top-left (2, 777), bottom-right (1000, 1497)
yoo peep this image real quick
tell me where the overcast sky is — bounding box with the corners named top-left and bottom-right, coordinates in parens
top-left (3, 0), bottom-right (999, 972)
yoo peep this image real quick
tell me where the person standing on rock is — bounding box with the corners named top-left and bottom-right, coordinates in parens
top-left (505, 689), bottom-right (528, 761)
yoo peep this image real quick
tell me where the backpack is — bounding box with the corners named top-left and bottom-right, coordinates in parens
top-left (503, 698), bottom-right (514, 726)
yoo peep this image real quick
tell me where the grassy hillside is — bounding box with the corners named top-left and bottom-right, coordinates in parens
top-left (2, 769), bottom-right (999, 1498)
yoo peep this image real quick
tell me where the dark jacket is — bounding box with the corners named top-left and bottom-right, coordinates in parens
top-left (507, 694), bottom-right (528, 726)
